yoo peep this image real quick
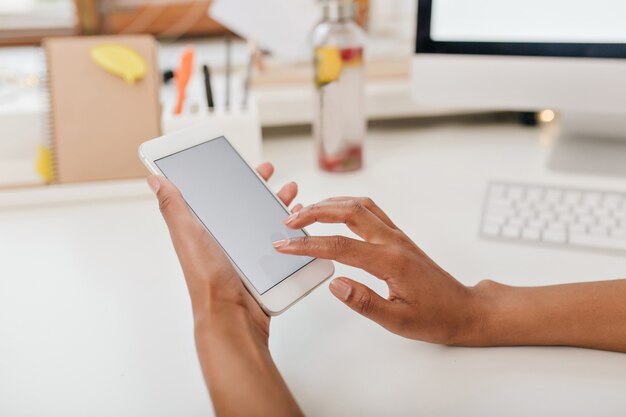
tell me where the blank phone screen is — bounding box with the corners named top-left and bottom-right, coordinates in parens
top-left (155, 137), bottom-right (313, 294)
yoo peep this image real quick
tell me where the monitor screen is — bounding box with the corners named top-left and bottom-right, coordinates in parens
top-left (416, 0), bottom-right (626, 58)
top-left (431, 0), bottom-right (626, 44)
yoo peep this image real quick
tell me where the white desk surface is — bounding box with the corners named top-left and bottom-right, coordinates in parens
top-left (1, 121), bottom-right (625, 416)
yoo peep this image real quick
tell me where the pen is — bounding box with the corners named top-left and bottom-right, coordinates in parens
top-left (163, 69), bottom-right (174, 84)
top-left (203, 64), bottom-right (215, 111)
top-left (225, 34), bottom-right (232, 111)
top-left (174, 47), bottom-right (194, 115)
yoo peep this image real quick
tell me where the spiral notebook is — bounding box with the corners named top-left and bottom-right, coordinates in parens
top-left (43, 35), bottom-right (161, 184)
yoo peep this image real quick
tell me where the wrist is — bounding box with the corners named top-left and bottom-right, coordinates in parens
top-left (449, 279), bottom-right (503, 346)
top-left (193, 296), bottom-right (270, 347)
top-left (192, 298), bottom-right (247, 332)
top-left (187, 283), bottom-right (245, 324)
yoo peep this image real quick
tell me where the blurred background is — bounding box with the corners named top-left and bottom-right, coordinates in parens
top-left (2, 1), bottom-right (626, 416)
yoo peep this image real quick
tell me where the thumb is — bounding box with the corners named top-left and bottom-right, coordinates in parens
top-left (329, 277), bottom-right (393, 324)
top-left (147, 175), bottom-right (203, 243)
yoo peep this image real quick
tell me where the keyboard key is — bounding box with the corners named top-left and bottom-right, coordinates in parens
top-left (589, 226), bottom-right (607, 236)
top-left (538, 212), bottom-right (555, 222)
top-left (485, 213), bottom-right (506, 225)
top-left (545, 189), bottom-right (562, 202)
top-left (553, 203), bottom-right (571, 214)
top-left (521, 229), bottom-right (541, 240)
top-left (611, 230), bottom-right (626, 239)
top-left (573, 206), bottom-right (589, 216)
top-left (558, 213), bottom-right (576, 223)
top-left (583, 192), bottom-right (602, 206)
top-left (594, 207), bottom-right (610, 217)
top-left (508, 218), bottom-right (525, 228)
top-left (597, 217), bottom-right (617, 228)
top-left (564, 191), bottom-right (581, 204)
top-left (614, 209), bottom-right (626, 220)
top-left (547, 222), bottom-right (566, 231)
top-left (526, 188), bottom-right (543, 202)
top-left (518, 210), bottom-right (535, 220)
top-left (502, 226), bottom-right (521, 238)
top-left (543, 230), bottom-right (567, 243)
top-left (507, 186), bottom-right (524, 200)
top-left (603, 194), bottom-right (622, 208)
top-left (533, 201), bottom-right (551, 211)
top-left (569, 224), bottom-right (586, 234)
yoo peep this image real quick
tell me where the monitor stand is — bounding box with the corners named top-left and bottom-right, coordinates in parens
top-left (548, 112), bottom-right (626, 178)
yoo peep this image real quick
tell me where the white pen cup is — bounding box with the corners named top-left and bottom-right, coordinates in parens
top-left (162, 99), bottom-right (263, 166)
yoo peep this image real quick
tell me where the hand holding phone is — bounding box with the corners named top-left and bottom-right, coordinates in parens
top-left (139, 126), bottom-right (334, 314)
top-left (146, 162), bottom-right (295, 329)
top-left (146, 164), bottom-right (306, 417)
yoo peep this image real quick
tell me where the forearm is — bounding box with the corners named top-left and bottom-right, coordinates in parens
top-left (462, 279), bottom-right (626, 352)
top-left (194, 305), bottom-right (303, 417)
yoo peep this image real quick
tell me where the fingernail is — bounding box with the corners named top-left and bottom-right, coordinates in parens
top-left (147, 176), bottom-right (160, 194)
top-left (284, 212), bottom-right (298, 225)
top-left (273, 239), bottom-right (290, 249)
top-left (330, 279), bottom-right (352, 301)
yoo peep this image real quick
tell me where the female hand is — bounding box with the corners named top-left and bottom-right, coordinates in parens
top-left (149, 162), bottom-right (305, 416)
top-left (148, 162), bottom-right (300, 345)
top-left (274, 197), bottom-right (483, 345)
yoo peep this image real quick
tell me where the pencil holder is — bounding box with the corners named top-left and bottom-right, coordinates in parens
top-left (162, 100), bottom-right (263, 165)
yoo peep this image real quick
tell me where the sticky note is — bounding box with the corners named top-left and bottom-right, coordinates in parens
top-left (90, 44), bottom-right (147, 84)
top-left (35, 145), bottom-right (54, 183)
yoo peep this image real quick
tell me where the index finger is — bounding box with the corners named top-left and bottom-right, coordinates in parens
top-left (274, 235), bottom-right (400, 280)
top-left (285, 200), bottom-right (396, 244)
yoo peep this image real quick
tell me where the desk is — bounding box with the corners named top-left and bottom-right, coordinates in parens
top-left (1, 121), bottom-right (625, 416)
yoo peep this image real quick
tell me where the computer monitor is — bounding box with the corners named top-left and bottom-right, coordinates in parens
top-left (412, 0), bottom-right (626, 177)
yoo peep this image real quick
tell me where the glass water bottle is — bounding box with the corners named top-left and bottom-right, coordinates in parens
top-left (312, 0), bottom-right (367, 173)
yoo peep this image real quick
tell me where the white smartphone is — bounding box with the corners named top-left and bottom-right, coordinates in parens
top-left (138, 123), bottom-right (335, 315)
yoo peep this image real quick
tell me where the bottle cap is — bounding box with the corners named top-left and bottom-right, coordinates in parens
top-left (322, 0), bottom-right (356, 22)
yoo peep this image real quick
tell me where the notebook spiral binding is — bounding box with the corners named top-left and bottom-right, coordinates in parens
top-left (41, 43), bottom-right (58, 184)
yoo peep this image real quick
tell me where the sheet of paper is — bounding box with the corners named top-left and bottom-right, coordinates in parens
top-left (209, 0), bottom-right (321, 61)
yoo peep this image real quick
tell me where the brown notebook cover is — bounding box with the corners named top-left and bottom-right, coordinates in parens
top-left (44, 35), bottom-right (161, 184)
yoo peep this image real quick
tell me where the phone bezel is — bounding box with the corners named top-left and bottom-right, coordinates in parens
top-left (138, 122), bottom-right (335, 315)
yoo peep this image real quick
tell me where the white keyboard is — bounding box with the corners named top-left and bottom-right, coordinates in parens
top-left (480, 182), bottom-right (626, 253)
